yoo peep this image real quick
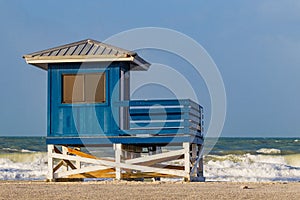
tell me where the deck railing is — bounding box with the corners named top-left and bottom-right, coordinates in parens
top-left (116, 99), bottom-right (203, 139)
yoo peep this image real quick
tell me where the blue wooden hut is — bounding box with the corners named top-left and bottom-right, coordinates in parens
top-left (23, 39), bottom-right (204, 181)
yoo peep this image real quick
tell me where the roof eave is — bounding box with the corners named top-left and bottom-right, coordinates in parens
top-left (24, 55), bottom-right (150, 71)
top-left (131, 56), bottom-right (151, 71)
top-left (25, 56), bottom-right (134, 64)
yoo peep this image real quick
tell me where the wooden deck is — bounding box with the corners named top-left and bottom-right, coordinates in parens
top-left (47, 99), bottom-right (204, 145)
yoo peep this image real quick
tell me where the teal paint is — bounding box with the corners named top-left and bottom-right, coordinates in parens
top-left (40, 50), bottom-right (203, 145)
top-left (48, 62), bottom-right (123, 138)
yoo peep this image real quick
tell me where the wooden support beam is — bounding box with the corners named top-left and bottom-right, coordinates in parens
top-left (62, 146), bottom-right (68, 171)
top-left (183, 142), bottom-right (191, 181)
top-left (74, 147), bottom-right (81, 169)
top-left (191, 143), bottom-right (197, 177)
top-left (53, 146), bottom-right (61, 154)
top-left (125, 149), bottom-right (185, 166)
top-left (52, 145), bottom-right (77, 170)
top-left (67, 147), bottom-right (97, 159)
top-left (51, 153), bottom-right (187, 177)
top-left (53, 160), bottom-right (64, 173)
top-left (115, 144), bottom-right (122, 180)
top-left (47, 145), bottom-right (54, 181)
top-left (197, 144), bottom-right (204, 177)
top-left (67, 147), bottom-right (114, 162)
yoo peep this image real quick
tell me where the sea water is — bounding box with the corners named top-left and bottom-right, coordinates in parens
top-left (0, 137), bottom-right (300, 182)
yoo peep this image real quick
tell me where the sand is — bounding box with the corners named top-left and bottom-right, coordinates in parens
top-left (1, 181), bottom-right (300, 200)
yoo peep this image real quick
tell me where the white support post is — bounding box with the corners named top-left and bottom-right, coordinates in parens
top-left (47, 145), bottom-right (54, 181)
top-left (74, 147), bottom-right (81, 169)
top-left (183, 142), bottom-right (190, 181)
top-left (115, 143), bottom-right (122, 180)
top-left (62, 146), bottom-right (68, 172)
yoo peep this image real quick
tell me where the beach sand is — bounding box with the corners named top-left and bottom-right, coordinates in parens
top-left (1, 181), bottom-right (300, 200)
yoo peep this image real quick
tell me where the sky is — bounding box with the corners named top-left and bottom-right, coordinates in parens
top-left (0, 0), bottom-right (300, 137)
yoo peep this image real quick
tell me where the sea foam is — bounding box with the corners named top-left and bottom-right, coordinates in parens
top-left (1, 151), bottom-right (300, 182)
top-left (205, 153), bottom-right (300, 182)
top-left (256, 148), bottom-right (281, 154)
top-left (0, 152), bottom-right (47, 180)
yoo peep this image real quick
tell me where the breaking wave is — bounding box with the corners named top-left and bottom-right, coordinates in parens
top-left (0, 152), bottom-right (47, 180)
top-left (205, 153), bottom-right (300, 182)
top-left (256, 148), bottom-right (281, 154)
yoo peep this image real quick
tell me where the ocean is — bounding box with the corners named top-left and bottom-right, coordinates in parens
top-left (1, 137), bottom-right (300, 182)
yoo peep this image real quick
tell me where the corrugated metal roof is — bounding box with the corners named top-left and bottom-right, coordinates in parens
top-left (23, 39), bottom-right (150, 70)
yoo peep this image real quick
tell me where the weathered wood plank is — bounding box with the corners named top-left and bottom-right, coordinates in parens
top-left (67, 147), bottom-right (115, 162)
top-left (183, 142), bottom-right (191, 181)
top-left (125, 149), bottom-right (185, 165)
top-left (115, 144), bottom-right (122, 180)
top-left (51, 153), bottom-right (188, 177)
top-left (53, 160), bottom-right (64, 173)
top-left (47, 145), bottom-right (54, 180)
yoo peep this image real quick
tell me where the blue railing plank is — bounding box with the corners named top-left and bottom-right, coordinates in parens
top-left (130, 121), bottom-right (188, 129)
top-left (115, 99), bottom-right (203, 139)
top-left (130, 114), bottom-right (183, 121)
top-left (129, 107), bottom-right (186, 115)
top-left (118, 128), bottom-right (187, 135)
top-left (129, 99), bottom-right (189, 106)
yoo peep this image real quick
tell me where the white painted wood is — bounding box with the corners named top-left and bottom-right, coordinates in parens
top-left (51, 152), bottom-right (187, 177)
top-left (48, 143), bottom-right (199, 180)
top-left (47, 145), bottom-right (54, 181)
top-left (62, 146), bottom-right (68, 172)
top-left (74, 147), bottom-right (81, 169)
top-left (125, 149), bottom-right (185, 164)
top-left (183, 142), bottom-right (190, 181)
top-left (118, 163), bottom-right (187, 177)
top-left (26, 57), bottom-right (134, 64)
top-left (115, 144), bottom-right (122, 180)
top-left (51, 153), bottom-right (108, 165)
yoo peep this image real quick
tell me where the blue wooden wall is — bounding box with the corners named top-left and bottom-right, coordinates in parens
top-left (47, 62), bottom-right (127, 137)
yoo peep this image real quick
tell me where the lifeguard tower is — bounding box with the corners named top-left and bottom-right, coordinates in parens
top-left (23, 39), bottom-right (204, 181)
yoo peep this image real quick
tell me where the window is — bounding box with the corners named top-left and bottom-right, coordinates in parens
top-left (62, 73), bottom-right (106, 104)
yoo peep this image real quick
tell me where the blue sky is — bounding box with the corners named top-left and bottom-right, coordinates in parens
top-left (0, 0), bottom-right (300, 137)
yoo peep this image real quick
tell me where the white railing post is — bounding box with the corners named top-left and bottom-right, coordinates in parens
top-left (47, 145), bottom-right (54, 181)
top-left (183, 142), bottom-right (190, 181)
top-left (115, 143), bottom-right (122, 180)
